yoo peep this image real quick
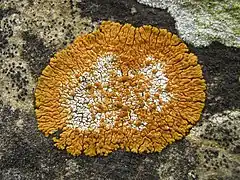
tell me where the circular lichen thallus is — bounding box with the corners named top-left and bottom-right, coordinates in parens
top-left (35, 21), bottom-right (206, 156)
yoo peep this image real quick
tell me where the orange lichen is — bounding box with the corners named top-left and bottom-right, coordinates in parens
top-left (35, 21), bottom-right (206, 156)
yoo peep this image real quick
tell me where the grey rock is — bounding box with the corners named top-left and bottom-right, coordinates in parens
top-left (0, 0), bottom-right (239, 179)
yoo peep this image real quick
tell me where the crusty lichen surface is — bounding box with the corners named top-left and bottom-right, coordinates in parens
top-left (35, 21), bottom-right (206, 156)
top-left (188, 110), bottom-right (240, 179)
top-left (137, 0), bottom-right (240, 47)
top-left (0, 0), bottom-right (93, 111)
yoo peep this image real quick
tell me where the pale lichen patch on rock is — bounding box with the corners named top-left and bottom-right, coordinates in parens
top-left (0, 58), bottom-right (35, 111)
top-left (1, 0), bottom-right (94, 111)
top-left (187, 110), bottom-right (240, 179)
top-left (137, 0), bottom-right (240, 47)
top-left (1, 0), bottom-right (94, 49)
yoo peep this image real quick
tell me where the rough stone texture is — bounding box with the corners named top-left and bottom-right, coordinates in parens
top-left (137, 0), bottom-right (240, 48)
top-left (0, 0), bottom-right (239, 180)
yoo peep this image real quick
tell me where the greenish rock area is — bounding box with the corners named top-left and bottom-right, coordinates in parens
top-left (137, 0), bottom-right (240, 47)
top-left (1, 0), bottom-right (240, 180)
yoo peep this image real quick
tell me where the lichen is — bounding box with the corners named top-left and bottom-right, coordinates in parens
top-left (137, 0), bottom-right (240, 47)
top-left (188, 110), bottom-right (240, 179)
top-left (0, 0), bottom-right (93, 110)
top-left (35, 21), bottom-right (206, 156)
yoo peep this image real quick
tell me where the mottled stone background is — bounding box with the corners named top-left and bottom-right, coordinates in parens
top-left (0, 0), bottom-right (239, 180)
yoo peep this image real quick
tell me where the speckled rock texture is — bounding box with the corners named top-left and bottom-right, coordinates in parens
top-left (0, 0), bottom-right (239, 180)
top-left (137, 0), bottom-right (240, 48)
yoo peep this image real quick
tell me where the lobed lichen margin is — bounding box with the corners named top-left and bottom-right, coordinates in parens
top-left (35, 21), bottom-right (206, 156)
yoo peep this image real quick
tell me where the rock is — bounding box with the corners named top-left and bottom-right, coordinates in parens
top-left (0, 0), bottom-right (239, 179)
top-left (137, 0), bottom-right (240, 48)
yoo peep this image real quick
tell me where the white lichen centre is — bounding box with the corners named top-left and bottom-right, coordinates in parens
top-left (61, 54), bottom-right (172, 131)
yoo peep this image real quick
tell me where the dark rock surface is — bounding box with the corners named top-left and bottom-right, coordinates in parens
top-left (77, 0), bottom-right (177, 33)
top-left (0, 0), bottom-right (239, 180)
